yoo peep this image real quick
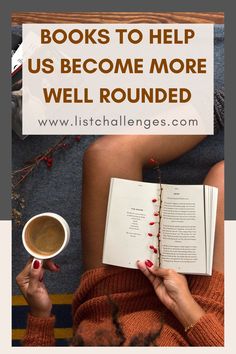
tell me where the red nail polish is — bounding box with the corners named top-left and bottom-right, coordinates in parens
top-left (33, 260), bottom-right (40, 269)
top-left (152, 199), bottom-right (157, 203)
top-left (145, 260), bottom-right (153, 268)
top-left (148, 233), bottom-right (153, 237)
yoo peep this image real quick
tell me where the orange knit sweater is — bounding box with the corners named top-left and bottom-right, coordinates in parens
top-left (23, 266), bottom-right (224, 346)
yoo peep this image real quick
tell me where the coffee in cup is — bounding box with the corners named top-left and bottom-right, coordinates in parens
top-left (22, 213), bottom-right (70, 259)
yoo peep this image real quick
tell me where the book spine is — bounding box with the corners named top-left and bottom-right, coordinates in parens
top-left (158, 184), bottom-right (163, 267)
top-left (148, 161), bottom-right (162, 267)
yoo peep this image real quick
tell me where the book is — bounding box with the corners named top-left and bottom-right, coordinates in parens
top-left (103, 178), bottom-right (218, 275)
top-left (11, 42), bottom-right (23, 77)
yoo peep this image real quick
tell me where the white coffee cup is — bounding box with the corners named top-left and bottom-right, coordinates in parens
top-left (22, 212), bottom-right (70, 260)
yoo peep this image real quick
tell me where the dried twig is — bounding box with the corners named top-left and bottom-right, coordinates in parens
top-left (11, 135), bottom-right (81, 226)
top-left (12, 135), bottom-right (81, 189)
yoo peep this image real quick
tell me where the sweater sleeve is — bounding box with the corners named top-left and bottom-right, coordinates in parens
top-left (186, 313), bottom-right (224, 346)
top-left (22, 313), bottom-right (56, 346)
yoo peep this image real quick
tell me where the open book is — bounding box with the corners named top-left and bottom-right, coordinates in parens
top-left (103, 178), bottom-right (218, 275)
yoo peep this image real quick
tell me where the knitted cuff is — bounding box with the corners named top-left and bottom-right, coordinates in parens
top-left (187, 313), bottom-right (224, 346)
top-left (22, 313), bottom-right (56, 346)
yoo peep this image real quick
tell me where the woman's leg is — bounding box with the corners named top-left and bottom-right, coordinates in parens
top-left (82, 135), bottom-right (206, 270)
top-left (203, 161), bottom-right (224, 272)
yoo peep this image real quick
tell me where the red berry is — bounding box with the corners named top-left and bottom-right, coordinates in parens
top-left (149, 222), bottom-right (155, 226)
top-left (149, 245), bottom-right (154, 250)
top-left (149, 158), bottom-right (157, 165)
top-left (154, 212), bottom-right (159, 216)
top-left (63, 143), bottom-right (70, 149)
top-left (148, 233), bottom-right (153, 237)
top-left (47, 161), bottom-right (53, 168)
top-left (152, 199), bottom-right (157, 203)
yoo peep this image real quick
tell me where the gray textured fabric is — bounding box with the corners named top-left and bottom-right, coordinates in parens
top-left (214, 90), bottom-right (224, 133)
top-left (12, 25), bottom-right (224, 294)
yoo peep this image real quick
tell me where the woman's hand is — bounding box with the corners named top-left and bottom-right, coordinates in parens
top-left (16, 258), bottom-right (60, 318)
top-left (137, 260), bottom-right (205, 330)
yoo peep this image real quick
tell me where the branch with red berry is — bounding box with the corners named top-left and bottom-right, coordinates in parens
top-left (147, 157), bottom-right (162, 267)
top-left (12, 135), bottom-right (81, 226)
top-left (12, 135), bottom-right (81, 189)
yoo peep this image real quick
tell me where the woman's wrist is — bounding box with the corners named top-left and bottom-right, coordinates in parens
top-left (30, 308), bottom-right (52, 318)
top-left (172, 294), bottom-right (205, 330)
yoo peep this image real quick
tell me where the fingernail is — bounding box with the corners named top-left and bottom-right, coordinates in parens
top-left (145, 260), bottom-right (153, 268)
top-left (33, 260), bottom-right (41, 269)
top-left (39, 275), bottom-right (44, 282)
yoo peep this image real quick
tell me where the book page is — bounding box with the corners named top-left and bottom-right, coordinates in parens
top-left (103, 178), bottom-right (161, 268)
top-left (205, 185), bottom-right (218, 274)
top-left (160, 185), bottom-right (206, 274)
